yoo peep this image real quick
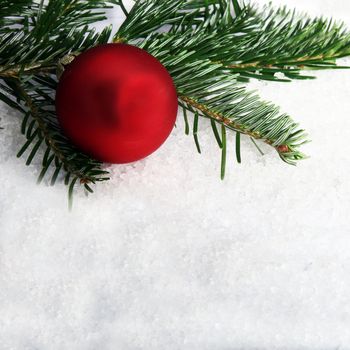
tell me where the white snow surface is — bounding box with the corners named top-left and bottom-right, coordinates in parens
top-left (1, 0), bottom-right (350, 349)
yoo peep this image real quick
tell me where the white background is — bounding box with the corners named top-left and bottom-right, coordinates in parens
top-left (1, 0), bottom-right (350, 349)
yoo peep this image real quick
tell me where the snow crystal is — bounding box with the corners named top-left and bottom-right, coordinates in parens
top-left (1, 0), bottom-right (350, 349)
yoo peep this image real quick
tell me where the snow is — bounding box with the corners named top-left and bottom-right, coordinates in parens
top-left (1, 0), bottom-right (350, 349)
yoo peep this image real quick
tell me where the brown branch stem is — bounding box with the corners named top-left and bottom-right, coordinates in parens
top-left (179, 95), bottom-right (285, 152)
top-left (225, 54), bottom-right (329, 69)
top-left (0, 64), bottom-right (56, 78)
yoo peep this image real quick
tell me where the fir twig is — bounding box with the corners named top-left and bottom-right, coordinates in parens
top-left (13, 80), bottom-right (94, 183)
top-left (170, 1), bottom-right (350, 82)
top-left (1, 0), bottom-right (350, 203)
top-left (0, 0), bottom-right (115, 205)
top-left (5, 76), bottom-right (111, 205)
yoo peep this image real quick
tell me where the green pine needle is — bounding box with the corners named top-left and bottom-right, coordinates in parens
top-left (183, 106), bottom-right (190, 135)
top-left (221, 124), bottom-right (227, 180)
top-left (193, 111), bottom-right (201, 154)
top-left (211, 119), bottom-right (223, 149)
top-left (1, 0), bottom-right (350, 205)
top-left (236, 132), bottom-right (241, 164)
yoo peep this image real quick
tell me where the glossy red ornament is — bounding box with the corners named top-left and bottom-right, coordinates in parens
top-left (56, 43), bottom-right (178, 164)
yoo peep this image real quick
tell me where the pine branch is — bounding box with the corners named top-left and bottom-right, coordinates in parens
top-left (0, 0), bottom-right (117, 206)
top-left (220, 6), bottom-right (350, 81)
top-left (1, 0), bottom-right (350, 202)
top-left (114, 0), bottom-right (350, 164)
top-left (168, 1), bottom-right (350, 82)
top-left (136, 32), bottom-right (308, 165)
top-left (0, 0), bottom-right (113, 78)
top-left (123, 0), bottom-right (350, 165)
top-left (1, 76), bottom-right (110, 208)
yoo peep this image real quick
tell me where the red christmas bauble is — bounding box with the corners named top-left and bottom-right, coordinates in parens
top-left (56, 43), bottom-right (178, 164)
